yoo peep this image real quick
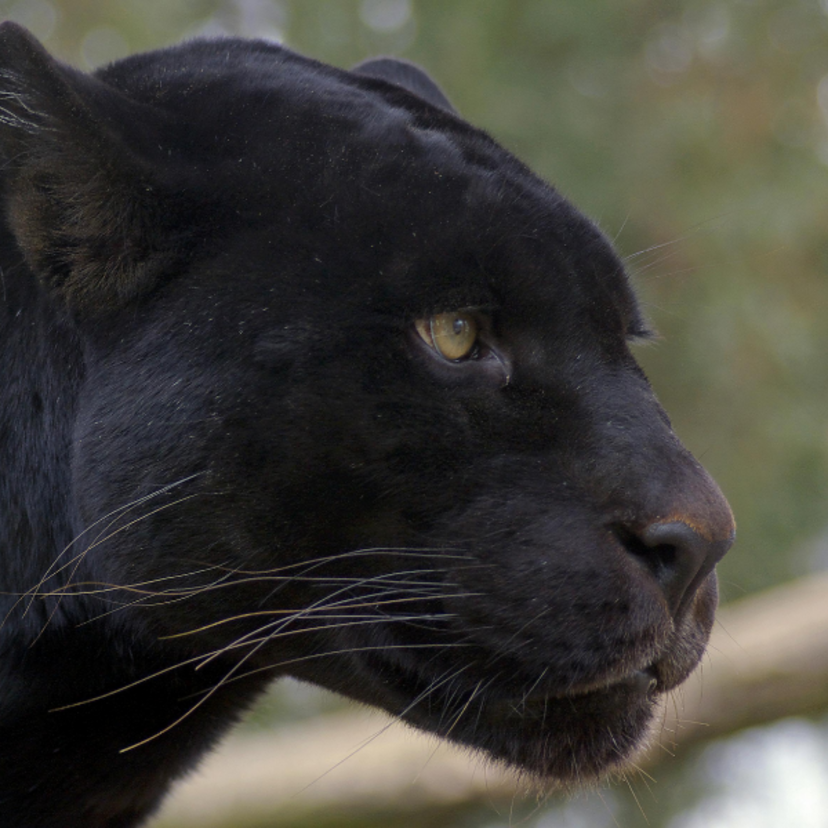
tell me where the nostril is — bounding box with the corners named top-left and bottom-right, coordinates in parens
top-left (616, 520), bottom-right (732, 618)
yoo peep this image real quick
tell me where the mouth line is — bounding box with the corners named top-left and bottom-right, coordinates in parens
top-left (487, 666), bottom-right (659, 717)
top-left (362, 644), bottom-right (660, 717)
top-left (356, 650), bottom-right (663, 779)
top-left (551, 667), bottom-right (659, 701)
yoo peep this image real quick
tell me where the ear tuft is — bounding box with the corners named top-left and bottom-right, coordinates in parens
top-left (0, 22), bottom-right (97, 159)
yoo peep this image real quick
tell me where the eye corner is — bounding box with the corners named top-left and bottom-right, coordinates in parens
top-left (626, 323), bottom-right (659, 345)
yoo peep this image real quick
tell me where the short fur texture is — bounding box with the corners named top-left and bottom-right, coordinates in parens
top-left (0, 24), bottom-right (735, 828)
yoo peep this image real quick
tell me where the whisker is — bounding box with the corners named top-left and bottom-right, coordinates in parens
top-left (295, 663), bottom-right (473, 795)
top-left (163, 591), bottom-right (468, 640)
top-left (206, 547), bottom-right (476, 579)
top-left (49, 651), bottom-right (213, 712)
top-left (29, 561), bottom-right (479, 630)
top-left (621, 766), bottom-right (651, 825)
top-left (28, 568), bottom-right (233, 600)
top-left (188, 567), bottom-right (458, 665)
top-left (25, 492), bottom-right (204, 644)
top-left (189, 585), bottom-right (476, 671)
top-left (27, 546), bottom-right (481, 604)
top-left (417, 675), bottom-right (488, 778)
top-left (1, 476), bottom-right (204, 634)
top-left (31, 474), bottom-right (204, 597)
top-left (46, 494), bottom-right (202, 587)
top-left (519, 666), bottom-right (550, 712)
top-left (173, 607), bottom-right (461, 647)
top-left (118, 643), bottom-right (473, 753)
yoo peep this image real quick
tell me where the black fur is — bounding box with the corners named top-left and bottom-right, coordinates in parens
top-left (0, 24), bottom-right (735, 827)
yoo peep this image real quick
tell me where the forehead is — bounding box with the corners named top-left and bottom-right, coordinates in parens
top-left (100, 39), bottom-right (643, 336)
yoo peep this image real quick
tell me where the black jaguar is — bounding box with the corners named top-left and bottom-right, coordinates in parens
top-left (0, 23), bottom-right (734, 828)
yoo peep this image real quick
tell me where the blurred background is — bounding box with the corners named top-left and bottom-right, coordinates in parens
top-left (8, 0), bottom-right (828, 825)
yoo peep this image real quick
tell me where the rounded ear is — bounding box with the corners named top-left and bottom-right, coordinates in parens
top-left (0, 22), bottom-right (181, 315)
top-left (352, 57), bottom-right (457, 114)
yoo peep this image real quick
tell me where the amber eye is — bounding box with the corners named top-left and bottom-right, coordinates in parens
top-left (414, 312), bottom-right (479, 361)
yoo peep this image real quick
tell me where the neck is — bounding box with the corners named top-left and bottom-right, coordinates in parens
top-left (0, 231), bottom-right (263, 827)
top-left (0, 620), bottom-right (266, 827)
top-left (0, 227), bottom-right (82, 626)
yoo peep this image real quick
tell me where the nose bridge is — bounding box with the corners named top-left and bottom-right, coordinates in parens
top-left (586, 372), bottom-right (734, 540)
top-left (585, 373), bottom-right (735, 617)
top-left (642, 441), bottom-right (735, 544)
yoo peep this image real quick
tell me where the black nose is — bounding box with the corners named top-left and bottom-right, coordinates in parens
top-left (620, 520), bottom-right (734, 618)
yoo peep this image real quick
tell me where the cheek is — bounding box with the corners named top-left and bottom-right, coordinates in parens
top-left (444, 525), bottom-right (673, 684)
